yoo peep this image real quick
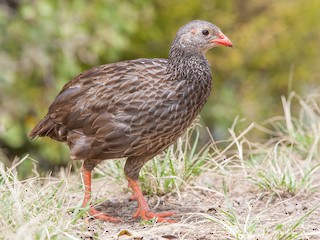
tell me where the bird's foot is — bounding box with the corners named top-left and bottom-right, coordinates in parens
top-left (88, 207), bottom-right (122, 222)
top-left (133, 208), bottom-right (175, 223)
top-left (127, 177), bottom-right (175, 223)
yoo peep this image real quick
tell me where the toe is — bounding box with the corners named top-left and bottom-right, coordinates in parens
top-left (134, 209), bottom-right (175, 223)
top-left (144, 211), bottom-right (176, 223)
top-left (149, 211), bottom-right (175, 218)
top-left (89, 207), bottom-right (122, 222)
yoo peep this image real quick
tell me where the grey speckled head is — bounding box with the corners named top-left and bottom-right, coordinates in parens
top-left (170, 20), bottom-right (233, 55)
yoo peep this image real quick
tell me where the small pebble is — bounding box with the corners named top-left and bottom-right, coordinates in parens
top-left (284, 203), bottom-right (295, 214)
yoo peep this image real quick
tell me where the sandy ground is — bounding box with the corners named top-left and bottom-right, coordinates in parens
top-left (71, 171), bottom-right (320, 240)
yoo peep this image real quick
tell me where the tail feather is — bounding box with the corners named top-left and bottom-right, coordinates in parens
top-left (29, 115), bottom-right (56, 139)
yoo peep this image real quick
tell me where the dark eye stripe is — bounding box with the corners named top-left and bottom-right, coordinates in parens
top-left (202, 30), bottom-right (209, 36)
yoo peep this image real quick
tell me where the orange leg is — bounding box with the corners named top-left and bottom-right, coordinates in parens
top-left (82, 167), bottom-right (121, 222)
top-left (127, 177), bottom-right (175, 223)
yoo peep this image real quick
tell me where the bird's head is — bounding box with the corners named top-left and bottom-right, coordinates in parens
top-left (172, 20), bottom-right (233, 55)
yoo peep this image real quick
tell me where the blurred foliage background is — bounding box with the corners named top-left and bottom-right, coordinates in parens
top-left (0, 0), bottom-right (319, 176)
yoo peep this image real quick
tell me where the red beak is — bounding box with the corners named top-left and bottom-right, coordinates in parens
top-left (210, 32), bottom-right (233, 47)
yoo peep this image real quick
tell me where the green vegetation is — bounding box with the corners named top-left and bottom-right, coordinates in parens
top-left (248, 92), bottom-right (320, 197)
top-left (202, 91), bottom-right (320, 239)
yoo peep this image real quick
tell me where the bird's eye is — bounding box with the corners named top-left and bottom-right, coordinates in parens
top-left (202, 29), bottom-right (209, 36)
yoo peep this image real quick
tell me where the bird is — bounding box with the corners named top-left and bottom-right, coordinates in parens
top-left (29, 20), bottom-right (233, 223)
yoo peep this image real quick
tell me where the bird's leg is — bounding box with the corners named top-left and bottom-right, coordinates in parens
top-left (127, 177), bottom-right (175, 223)
top-left (81, 167), bottom-right (121, 222)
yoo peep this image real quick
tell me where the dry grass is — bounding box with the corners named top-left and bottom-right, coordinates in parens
top-left (1, 91), bottom-right (320, 240)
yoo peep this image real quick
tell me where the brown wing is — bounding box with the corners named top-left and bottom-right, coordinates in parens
top-left (30, 59), bottom-right (181, 159)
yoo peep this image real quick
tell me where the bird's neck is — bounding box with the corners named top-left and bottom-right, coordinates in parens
top-left (167, 47), bottom-right (212, 83)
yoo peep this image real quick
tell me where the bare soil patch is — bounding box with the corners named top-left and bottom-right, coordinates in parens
top-left (75, 171), bottom-right (320, 239)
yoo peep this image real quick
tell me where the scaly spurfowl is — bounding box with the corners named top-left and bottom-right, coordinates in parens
top-left (30, 20), bottom-right (233, 223)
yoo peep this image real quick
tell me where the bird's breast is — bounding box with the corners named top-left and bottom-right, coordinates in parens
top-left (131, 76), bottom-right (211, 153)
